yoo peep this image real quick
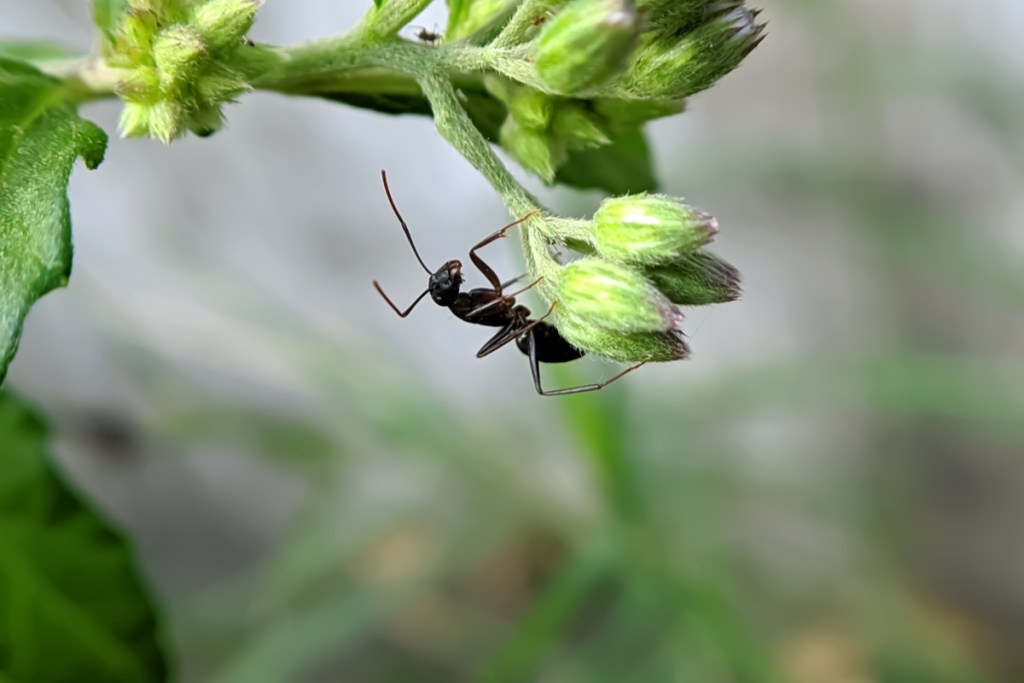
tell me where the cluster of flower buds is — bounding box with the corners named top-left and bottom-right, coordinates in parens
top-left (486, 76), bottom-right (613, 181)
top-left (103, 0), bottom-right (266, 142)
top-left (548, 193), bottom-right (740, 362)
top-left (450, 0), bottom-right (765, 183)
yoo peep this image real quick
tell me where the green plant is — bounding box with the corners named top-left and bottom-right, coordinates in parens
top-left (0, 1), bottom-right (766, 680)
top-left (1, 0), bottom-right (764, 385)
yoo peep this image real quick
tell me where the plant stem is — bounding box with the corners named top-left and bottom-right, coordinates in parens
top-left (416, 73), bottom-right (564, 299)
top-left (36, 57), bottom-right (123, 102)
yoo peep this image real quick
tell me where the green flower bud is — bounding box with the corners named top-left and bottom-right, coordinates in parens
top-left (147, 99), bottom-right (183, 143)
top-left (557, 318), bottom-right (690, 362)
top-left (191, 0), bottom-right (261, 52)
top-left (556, 258), bottom-right (680, 334)
top-left (535, 0), bottom-right (641, 95)
top-left (122, 8), bottom-right (158, 50)
top-left (106, 0), bottom-right (263, 142)
top-left (153, 25), bottom-right (205, 88)
top-left (448, 0), bottom-right (515, 41)
top-left (118, 102), bottom-right (151, 138)
top-left (500, 117), bottom-right (558, 182)
top-left (593, 194), bottom-right (717, 265)
top-left (188, 103), bottom-right (226, 137)
top-left (551, 103), bottom-right (610, 150)
top-left (624, 3), bottom-right (766, 99)
top-left (592, 96), bottom-right (684, 129)
top-left (483, 74), bottom-right (518, 104)
top-left (509, 88), bottom-right (555, 130)
top-left (636, 0), bottom-right (706, 36)
top-left (195, 63), bottom-right (248, 102)
top-left (642, 250), bottom-right (741, 305)
top-left (116, 67), bottom-right (160, 103)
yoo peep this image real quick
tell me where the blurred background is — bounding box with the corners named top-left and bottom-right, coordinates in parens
top-left (4, 0), bottom-right (1024, 681)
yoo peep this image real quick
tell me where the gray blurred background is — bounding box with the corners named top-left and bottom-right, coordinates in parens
top-left (4, 1), bottom-right (1024, 681)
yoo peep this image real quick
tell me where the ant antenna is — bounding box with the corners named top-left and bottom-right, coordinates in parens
top-left (381, 170), bottom-right (431, 275)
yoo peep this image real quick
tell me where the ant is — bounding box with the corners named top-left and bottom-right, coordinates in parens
top-left (372, 171), bottom-right (646, 396)
top-left (411, 25), bottom-right (442, 44)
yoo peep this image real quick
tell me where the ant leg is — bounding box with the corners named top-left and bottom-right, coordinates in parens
top-left (525, 331), bottom-right (648, 396)
top-left (467, 276), bottom-right (543, 318)
top-left (476, 302), bottom-right (556, 358)
top-left (373, 281), bottom-right (429, 318)
top-left (468, 211), bottom-right (540, 291)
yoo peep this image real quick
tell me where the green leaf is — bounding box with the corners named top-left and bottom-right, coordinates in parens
top-left (92, 0), bottom-right (131, 38)
top-left (0, 391), bottom-right (168, 682)
top-left (0, 41), bottom-right (80, 63)
top-left (555, 127), bottom-right (658, 194)
top-left (0, 58), bottom-right (107, 383)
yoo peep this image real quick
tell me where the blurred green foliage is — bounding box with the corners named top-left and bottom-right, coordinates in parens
top-left (4, 0), bottom-right (1023, 682)
top-left (0, 391), bottom-right (167, 682)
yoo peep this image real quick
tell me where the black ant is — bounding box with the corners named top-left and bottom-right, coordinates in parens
top-left (411, 26), bottom-right (442, 44)
top-left (372, 171), bottom-right (645, 396)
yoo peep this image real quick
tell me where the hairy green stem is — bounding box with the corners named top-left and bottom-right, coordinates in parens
top-left (36, 56), bottom-right (123, 102)
top-left (360, 0), bottom-right (435, 40)
top-left (416, 73), bottom-right (562, 300)
top-left (490, 0), bottom-right (570, 48)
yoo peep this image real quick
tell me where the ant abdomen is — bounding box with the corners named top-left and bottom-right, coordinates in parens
top-left (517, 322), bottom-right (584, 363)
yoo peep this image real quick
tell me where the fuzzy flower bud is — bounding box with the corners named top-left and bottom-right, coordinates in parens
top-left (556, 258), bottom-right (680, 334)
top-left (592, 96), bottom-right (685, 130)
top-left (557, 320), bottom-right (690, 362)
top-left (106, 0), bottom-right (264, 142)
top-left (153, 25), bottom-right (205, 88)
top-left (191, 0), bottom-right (261, 52)
top-left (508, 88), bottom-right (555, 130)
top-left (623, 2), bottom-right (766, 100)
top-left (642, 250), bottom-right (742, 305)
top-left (535, 0), bottom-right (641, 95)
top-left (500, 118), bottom-right (559, 182)
top-left (448, 0), bottom-right (513, 41)
top-left (551, 103), bottom-right (610, 150)
top-left (593, 194), bottom-right (717, 265)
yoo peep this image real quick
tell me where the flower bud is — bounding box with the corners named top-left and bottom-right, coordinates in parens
top-left (121, 8), bottom-right (159, 53)
top-left (593, 194), bottom-right (717, 265)
top-left (449, 0), bottom-right (514, 41)
top-left (592, 96), bottom-right (684, 129)
top-left (108, 0), bottom-right (263, 142)
top-left (191, 0), bottom-right (261, 52)
top-left (509, 88), bottom-right (555, 130)
top-left (642, 250), bottom-right (741, 305)
top-left (535, 0), bottom-right (641, 95)
top-left (118, 102), bottom-right (150, 138)
top-left (500, 118), bottom-right (558, 182)
top-left (556, 258), bottom-right (680, 334)
top-left (624, 3), bottom-right (766, 99)
top-left (556, 318), bottom-right (690, 362)
top-left (116, 67), bottom-right (160, 103)
top-left (551, 103), bottom-right (610, 150)
top-left (153, 25), bottom-right (205, 88)
top-left (195, 63), bottom-right (248, 102)
top-left (636, 0), bottom-right (705, 35)
top-left (147, 99), bottom-right (183, 143)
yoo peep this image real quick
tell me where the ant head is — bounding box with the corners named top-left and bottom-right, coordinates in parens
top-left (429, 259), bottom-right (463, 305)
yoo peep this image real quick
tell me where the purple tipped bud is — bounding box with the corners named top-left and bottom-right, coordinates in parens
top-left (556, 319), bottom-right (691, 362)
top-left (642, 250), bottom-right (742, 305)
top-left (624, 3), bottom-right (766, 99)
top-left (556, 258), bottom-right (681, 334)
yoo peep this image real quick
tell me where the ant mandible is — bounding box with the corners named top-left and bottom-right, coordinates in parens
top-left (372, 171), bottom-right (645, 396)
